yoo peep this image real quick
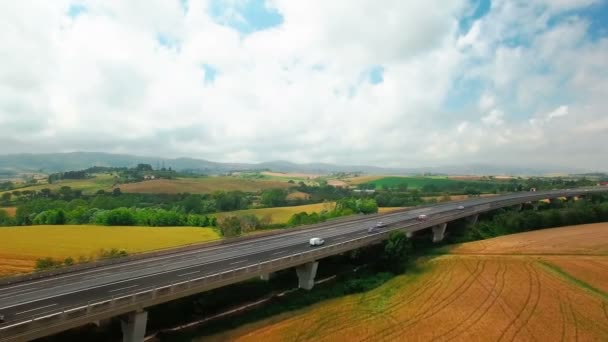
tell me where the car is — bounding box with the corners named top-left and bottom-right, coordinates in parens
top-left (309, 237), bottom-right (325, 246)
top-left (375, 221), bottom-right (387, 228)
top-left (416, 214), bottom-right (428, 221)
top-left (0, 314), bottom-right (4, 323)
top-left (368, 227), bottom-right (375, 233)
top-left (457, 205), bottom-right (465, 210)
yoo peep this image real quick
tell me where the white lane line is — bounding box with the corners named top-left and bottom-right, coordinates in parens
top-left (15, 303), bottom-right (57, 316)
top-left (177, 270), bottom-right (200, 277)
top-left (271, 250), bottom-right (287, 256)
top-left (229, 259), bottom-right (248, 265)
top-left (109, 284), bottom-right (139, 293)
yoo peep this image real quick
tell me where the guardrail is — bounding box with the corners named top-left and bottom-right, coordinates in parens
top-left (0, 188), bottom-right (604, 341)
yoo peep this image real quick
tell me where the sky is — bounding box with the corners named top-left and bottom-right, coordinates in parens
top-left (0, 0), bottom-right (607, 170)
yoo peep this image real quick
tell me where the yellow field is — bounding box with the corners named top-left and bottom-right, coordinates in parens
top-left (0, 225), bottom-right (219, 277)
top-left (116, 177), bottom-right (293, 194)
top-left (218, 203), bottom-right (336, 223)
top-left (203, 224), bottom-right (608, 342)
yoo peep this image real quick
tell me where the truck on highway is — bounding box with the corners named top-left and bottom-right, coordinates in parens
top-left (417, 214), bottom-right (428, 221)
top-left (309, 237), bottom-right (325, 246)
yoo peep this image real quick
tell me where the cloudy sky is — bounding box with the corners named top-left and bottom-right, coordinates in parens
top-left (1, 0), bottom-right (607, 170)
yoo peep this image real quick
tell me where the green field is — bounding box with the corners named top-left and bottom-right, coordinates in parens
top-left (364, 176), bottom-right (503, 190)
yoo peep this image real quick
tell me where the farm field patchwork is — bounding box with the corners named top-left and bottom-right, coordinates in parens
top-left (202, 223), bottom-right (608, 342)
top-left (0, 225), bottom-right (219, 277)
top-left (115, 177), bottom-right (294, 194)
top-left (0, 174), bottom-right (115, 196)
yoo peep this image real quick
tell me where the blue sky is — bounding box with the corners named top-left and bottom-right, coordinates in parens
top-left (1, 0), bottom-right (608, 170)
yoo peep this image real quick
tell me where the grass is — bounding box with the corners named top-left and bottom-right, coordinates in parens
top-left (217, 202), bottom-right (336, 224)
top-left (0, 225), bottom-right (219, 276)
top-left (116, 177), bottom-right (294, 194)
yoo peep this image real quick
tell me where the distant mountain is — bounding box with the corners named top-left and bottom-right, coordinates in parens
top-left (0, 152), bottom-right (595, 176)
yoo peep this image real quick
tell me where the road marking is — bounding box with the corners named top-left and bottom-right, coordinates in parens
top-left (109, 284), bottom-right (139, 293)
top-left (229, 259), bottom-right (248, 265)
top-left (271, 250), bottom-right (287, 255)
top-left (15, 303), bottom-right (57, 316)
top-left (177, 270), bottom-right (200, 277)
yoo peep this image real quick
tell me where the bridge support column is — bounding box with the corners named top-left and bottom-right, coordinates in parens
top-left (467, 214), bottom-right (479, 225)
top-left (260, 273), bottom-right (272, 281)
top-left (531, 201), bottom-right (539, 211)
top-left (514, 203), bottom-right (523, 211)
top-left (121, 310), bottom-right (148, 342)
top-left (406, 231), bottom-right (414, 238)
top-left (432, 223), bottom-right (447, 243)
top-left (296, 261), bottom-right (319, 290)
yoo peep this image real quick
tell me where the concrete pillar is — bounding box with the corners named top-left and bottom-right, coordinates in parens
top-left (406, 231), bottom-right (413, 238)
top-left (467, 214), bottom-right (479, 225)
top-left (260, 273), bottom-right (271, 281)
top-left (514, 203), bottom-right (523, 211)
top-left (432, 223), bottom-right (448, 243)
top-left (121, 310), bottom-right (148, 342)
top-left (296, 261), bottom-right (319, 290)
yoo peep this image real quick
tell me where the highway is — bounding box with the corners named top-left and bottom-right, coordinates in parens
top-left (0, 188), bottom-right (605, 338)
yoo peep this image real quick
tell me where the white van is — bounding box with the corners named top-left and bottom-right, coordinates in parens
top-left (417, 214), bottom-right (428, 221)
top-left (309, 237), bottom-right (325, 246)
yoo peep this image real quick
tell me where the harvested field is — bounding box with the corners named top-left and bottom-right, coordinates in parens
top-left (1, 207), bottom-right (16, 217)
top-left (116, 177), bottom-right (293, 194)
top-left (0, 225), bottom-right (219, 277)
top-left (217, 203), bottom-right (335, 224)
top-left (202, 224), bottom-right (608, 342)
top-left (327, 179), bottom-right (348, 187)
top-left (451, 223), bottom-right (608, 255)
top-left (342, 175), bottom-right (387, 185)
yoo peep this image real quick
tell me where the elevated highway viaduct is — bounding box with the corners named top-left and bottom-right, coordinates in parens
top-left (0, 187), bottom-right (606, 342)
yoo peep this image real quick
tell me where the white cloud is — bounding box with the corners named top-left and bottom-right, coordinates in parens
top-left (0, 0), bottom-right (607, 170)
top-left (482, 109), bottom-right (504, 126)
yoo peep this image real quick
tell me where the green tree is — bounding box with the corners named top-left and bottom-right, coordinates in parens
top-left (217, 216), bottom-right (242, 237)
top-left (261, 189), bottom-right (287, 207)
top-left (383, 231), bottom-right (412, 272)
top-left (1, 192), bottom-right (11, 203)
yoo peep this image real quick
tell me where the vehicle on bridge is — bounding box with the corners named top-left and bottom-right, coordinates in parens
top-left (0, 313), bottom-right (5, 323)
top-left (417, 214), bottom-right (428, 221)
top-left (375, 221), bottom-right (387, 228)
top-left (457, 205), bottom-right (465, 210)
top-left (309, 237), bottom-right (325, 246)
